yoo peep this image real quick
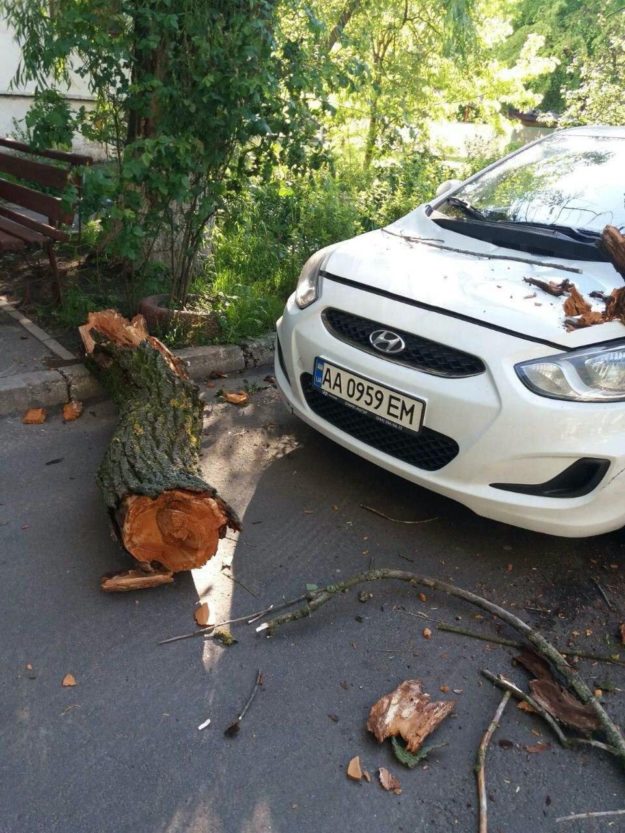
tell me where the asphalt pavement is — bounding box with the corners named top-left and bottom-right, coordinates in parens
top-left (2, 367), bottom-right (625, 833)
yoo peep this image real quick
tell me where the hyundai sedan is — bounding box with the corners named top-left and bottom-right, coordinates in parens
top-left (275, 127), bottom-right (625, 537)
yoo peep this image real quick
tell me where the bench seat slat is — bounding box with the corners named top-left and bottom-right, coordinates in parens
top-left (0, 151), bottom-right (69, 191)
top-left (0, 216), bottom-right (48, 245)
top-left (0, 205), bottom-right (68, 242)
top-left (0, 179), bottom-right (71, 225)
top-left (0, 228), bottom-right (26, 251)
top-left (0, 137), bottom-right (93, 167)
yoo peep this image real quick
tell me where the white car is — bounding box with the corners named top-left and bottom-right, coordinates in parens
top-left (275, 127), bottom-right (625, 537)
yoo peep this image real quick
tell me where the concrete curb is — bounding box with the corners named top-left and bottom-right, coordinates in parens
top-left (0, 302), bottom-right (275, 416)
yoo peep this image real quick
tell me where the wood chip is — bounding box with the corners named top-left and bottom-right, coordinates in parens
top-left (22, 408), bottom-right (47, 424)
top-left (422, 627), bottom-right (432, 639)
top-left (363, 770), bottom-right (371, 783)
top-left (347, 756), bottom-right (363, 781)
top-left (524, 742), bottom-right (551, 753)
top-left (194, 602), bottom-right (210, 626)
top-left (418, 593), bottom-right (427, 603)
top-left (517, 700), bottom-right (537, 714)
top-left (367, 679), bottom-right (455, 753)
top-left (619, 623), bottom-right (625, 646)
top-left (378, 767), bottom-right (402, 794)
top-left (63, 400), bottom-right (83, 422)
top-left (222, 391), bottom-right (249, 406)
top-left (100, 568), bottom-right (174, 592)
top-left (62, 673), bottom-right (76, 687)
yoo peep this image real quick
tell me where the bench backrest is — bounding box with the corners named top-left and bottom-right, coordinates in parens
top-left (0, 138), bottom-right (92, 233)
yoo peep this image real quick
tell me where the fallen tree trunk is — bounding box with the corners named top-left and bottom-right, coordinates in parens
top-left (79, 310), bottom-right (240, 583)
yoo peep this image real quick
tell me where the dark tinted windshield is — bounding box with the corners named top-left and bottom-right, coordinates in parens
top-left (441, 133), bottom-right (625, 234)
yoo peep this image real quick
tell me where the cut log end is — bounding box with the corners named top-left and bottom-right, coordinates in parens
top-left (119, 488), bottom-right (233, 572)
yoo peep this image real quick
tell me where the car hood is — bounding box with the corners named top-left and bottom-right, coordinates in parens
top-left (323, 207), bottom-right (625, 349)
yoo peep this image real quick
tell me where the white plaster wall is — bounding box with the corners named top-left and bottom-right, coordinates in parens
top-left (0, 20), bottom-right (108, 158)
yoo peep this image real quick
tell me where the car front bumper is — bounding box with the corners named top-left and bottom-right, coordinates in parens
top-left (275, 278), bottom-right (625, 537)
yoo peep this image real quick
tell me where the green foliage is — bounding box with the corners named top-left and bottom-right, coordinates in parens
top-left (504, 0), bottom-right (625, 112)
top-left (3, 0), bottom-right (334, 306)
top-left (391, 736), bottom-right (448, 768)
top-left (203, 146), bottom-right (452, 342)
top-left (561, 12), bottom-right (625, 126)
top-left (23, 89), bottom-right (77, 149)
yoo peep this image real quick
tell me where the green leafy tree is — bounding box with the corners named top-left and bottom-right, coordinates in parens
top-left (561, 10), bottom-right (625, 125)
top-left (3, 0), bottom-right (336, 306)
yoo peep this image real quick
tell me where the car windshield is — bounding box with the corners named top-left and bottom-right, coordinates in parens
top-left (440, 133), bottom-right (625, 234)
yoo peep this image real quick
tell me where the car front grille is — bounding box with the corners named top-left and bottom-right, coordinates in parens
top-left (300, 373), bottom-right (459, 471)
top-left (322, 308), bottom-right (485, 377)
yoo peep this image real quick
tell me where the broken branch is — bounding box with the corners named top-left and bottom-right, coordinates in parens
top-left (256, 568), bottom-right (625, 766)
top-left (438, 622), bottom-right (625, 666)
top-left (476, 692), bottom-right (511, 833)
top-left (481, 670), bottom-right (617, 756)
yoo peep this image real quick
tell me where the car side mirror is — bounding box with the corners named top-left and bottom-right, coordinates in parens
top-left (435, 178), bottom-right (463, 198)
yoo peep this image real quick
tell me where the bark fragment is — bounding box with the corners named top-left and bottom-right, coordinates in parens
top-left (600, 225), bottom-right (625, 282)
top-left (367, 679), bottom-right (455, 753)
top-left (100, 567), bottom-right (174, 592)
top-left (529, 678), bottom-right (600, 733)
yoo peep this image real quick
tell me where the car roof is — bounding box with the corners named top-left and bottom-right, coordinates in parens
top-left (555, 125), bottom-right (625, 139)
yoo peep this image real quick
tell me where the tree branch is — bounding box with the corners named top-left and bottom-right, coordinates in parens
top-left (476, 692), bottom-right (511, 833)
top-left (257, 568), bottom-right (625, 766)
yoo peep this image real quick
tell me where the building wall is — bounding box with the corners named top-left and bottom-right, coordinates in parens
top-left (0, 21), bottom-right (108, 158)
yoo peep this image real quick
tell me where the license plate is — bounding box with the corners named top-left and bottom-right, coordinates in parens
top-left (313, 357), bottom-right (424, 433)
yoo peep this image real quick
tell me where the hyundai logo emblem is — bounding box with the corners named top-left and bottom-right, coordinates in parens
top-left (369, 329), bottom-right (406, 354)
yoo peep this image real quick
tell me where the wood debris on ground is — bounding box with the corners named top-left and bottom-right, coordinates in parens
top-left (100, 567), bottom-right (174, 592)
top-left (346, 756), bottom-right (363, 781)
top-left (222, 391), bottom-right (249, 406)
top-left (62, 673), bottom-right (77, 687)
top-left (194, 602), bottom-right (210, 626)
top-left (367, 679), bottom-right (454, 754)
top-left (22, 407), bottom-right (46, 424)
top-left (378, 767), bottom-right (402, 794)
top-left (63, 400), bottom-right (83, 422)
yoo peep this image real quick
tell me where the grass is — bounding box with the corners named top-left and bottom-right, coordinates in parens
top-left (6, 146), bottom-right (493, 349)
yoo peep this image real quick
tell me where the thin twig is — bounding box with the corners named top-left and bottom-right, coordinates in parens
top-left (224, 669), bottom-right (263, 737)
top-left (481, 670), bottom-right (618, 756)
top-left (221, 566), bottom-right (260, 598)
top-left (159, 594), bottom-right (308, 644)
top-left (592, 577), bottom-right (616, 612)
top-left (476, 692), bottom-right (511, 833)
top-left (256, 568), bottom-right (625, 766)
top-left (360, 504), bottom-right (439, 525)
top-left (438, 622), bottom-right (521, 649)
top-left (556, 809), bottom-right (625, 823)
top-left (438, 622), bottom-right (625, 666)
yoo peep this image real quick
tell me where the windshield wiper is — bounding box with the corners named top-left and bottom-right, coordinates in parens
top-left (445, 196), bottom-right (487, 221)
top-left (496, 220), bottom-right (601, 242)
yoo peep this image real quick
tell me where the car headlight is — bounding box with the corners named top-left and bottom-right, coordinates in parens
top-left (294, 246), bottom-right (335, 309)
top-left (516, 342), bottom-right (625, 402)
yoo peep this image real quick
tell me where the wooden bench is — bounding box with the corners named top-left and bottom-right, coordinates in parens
top-left (0, 137), bottom-right (93, 300)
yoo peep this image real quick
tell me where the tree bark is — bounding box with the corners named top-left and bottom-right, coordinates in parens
top-left (79, 310), bottom-right (240, 580)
